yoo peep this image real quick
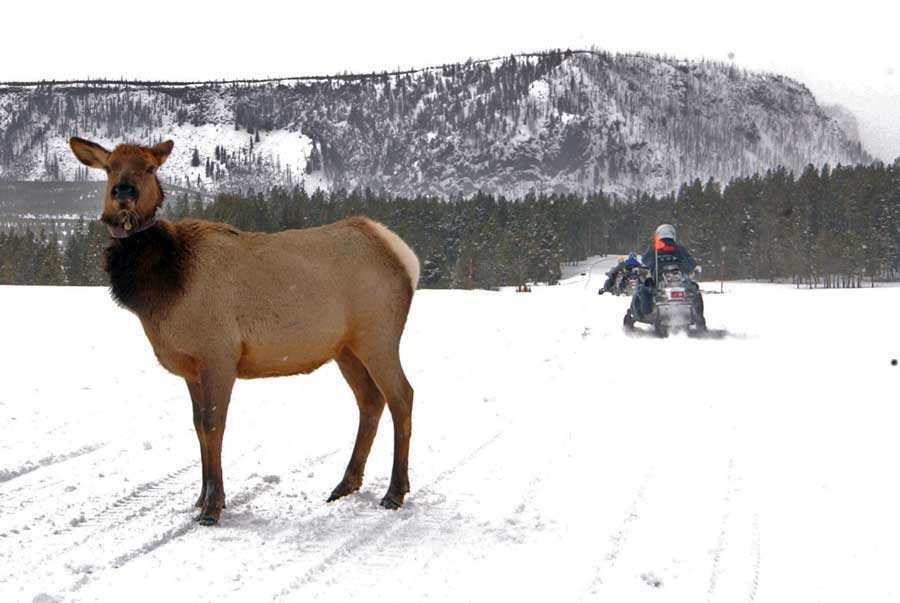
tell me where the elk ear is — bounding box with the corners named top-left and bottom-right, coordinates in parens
top-left (69, 137), bottom-right (110, 169)
top-left (149, 140), bottom-right (174, 167)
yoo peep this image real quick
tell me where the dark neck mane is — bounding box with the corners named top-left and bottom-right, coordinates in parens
top-left (104, 219), bottom-right (192, 316)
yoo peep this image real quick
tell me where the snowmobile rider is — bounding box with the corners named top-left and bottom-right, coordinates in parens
top-left (631, 224), bottom-right (706, 329)
top-left (599, 252), bottom-right (643, 294)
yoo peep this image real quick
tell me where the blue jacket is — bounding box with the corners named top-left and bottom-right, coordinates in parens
top-left (606, 255), bottom-right (643, 277)
top-left (641, 239), bottom-right (697, 276)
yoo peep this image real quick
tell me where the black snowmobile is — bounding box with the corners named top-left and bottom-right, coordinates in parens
top-left (623, 265), bottom-right (705, 337)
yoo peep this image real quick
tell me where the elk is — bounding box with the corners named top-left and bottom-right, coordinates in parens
top-left (69, 137), bottom-right (418, 526)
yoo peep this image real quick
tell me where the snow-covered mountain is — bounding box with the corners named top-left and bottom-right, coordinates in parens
top-left (0, 49), bottom-right (869, 198)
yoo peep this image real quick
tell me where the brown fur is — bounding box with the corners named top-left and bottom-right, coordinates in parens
top-left (69, 137), bottom-right (418, 525)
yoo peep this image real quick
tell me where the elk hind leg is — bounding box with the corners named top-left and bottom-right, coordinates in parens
top-left (357, 345), bottom-right (413, 510)
top-left (328, 348), bottom-right (386, 502)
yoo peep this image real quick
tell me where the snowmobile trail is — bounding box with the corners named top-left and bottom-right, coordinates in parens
top-left (0, 441), bottom-right (108, 486)
top-left (102, 448), bottom-right (342, 576)
top-left (288, 420), bottom-right (578, 601)
top-left (706, 459), bottom-right (738, 601)
top-left (704, 460), bottom-right (762, 603)
top-left (270, 427), bottom-right (510, 601)
top-left (579, 426), bottom-right (761, 602)
top-left (5, 446), bottom-right (344, 600)
top-left (2, 454), bottom-right (207, 595)
top-left (581, 464), bottom-right (658, 599)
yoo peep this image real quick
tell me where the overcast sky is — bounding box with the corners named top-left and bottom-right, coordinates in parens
top-left (3, 0), bottom-right (898, 160)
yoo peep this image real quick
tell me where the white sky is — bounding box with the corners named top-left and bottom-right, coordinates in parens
top-left (3, 0), bottom-right (898, 160)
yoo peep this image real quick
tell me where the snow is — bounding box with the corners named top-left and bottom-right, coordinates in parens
top-left (1, 278), bottom-right (898, 602)
top-left (528, 79), bottom-right (549, 102)
top-left (38, 118), bottom-right (314, 189)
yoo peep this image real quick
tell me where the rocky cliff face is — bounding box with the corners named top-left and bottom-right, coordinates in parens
top-left (0, 49), bottom-right (868, 199)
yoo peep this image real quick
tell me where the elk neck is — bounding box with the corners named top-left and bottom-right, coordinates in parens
top-left (104, 219), bottom-right (193, 317)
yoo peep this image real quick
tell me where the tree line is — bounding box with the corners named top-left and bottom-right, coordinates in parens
top-left (2, 160), bottom-right (898, 289)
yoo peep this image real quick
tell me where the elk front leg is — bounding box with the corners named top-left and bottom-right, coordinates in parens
top-left (186, 380), bottom-right (208, 508)
top-left (195, 365), bottom-right (236, 526)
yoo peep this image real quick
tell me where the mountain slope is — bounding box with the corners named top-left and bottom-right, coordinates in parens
top-left (0, 50), bottom-right (869, 198)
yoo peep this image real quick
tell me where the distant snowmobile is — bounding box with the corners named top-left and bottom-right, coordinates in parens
top-left (623, 265), bottom-right (705, 337)
top-left (620, 267), bottom-right (643, 297)
top-left (599, 253), bottom-right (644, 296)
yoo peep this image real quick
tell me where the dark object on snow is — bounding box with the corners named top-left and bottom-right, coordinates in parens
top-left (625, 265), bottom-right (706, 337)
top-left (602, 253), bottom-right (644, 296)
top-left (626, 225), bottom-right (707, 336)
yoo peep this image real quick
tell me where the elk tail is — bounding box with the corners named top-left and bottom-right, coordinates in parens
top-left (368, 220), bottom-right (420, 293)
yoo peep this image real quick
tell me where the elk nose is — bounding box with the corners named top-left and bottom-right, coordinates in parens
top-left (112, 183), bottom-right (137, 200)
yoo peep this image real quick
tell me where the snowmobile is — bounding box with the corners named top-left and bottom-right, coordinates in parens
top-left (623, 265), bottom-right (704, 337)
top-left (609, 271), bottom-right (626, 295)
top-left (620, 267), bottom-right (643, 297)
top-left (607, 267), bottom-right (643, 296)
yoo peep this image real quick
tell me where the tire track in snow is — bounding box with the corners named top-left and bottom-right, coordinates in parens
top-left (271, 427), bottom-right (508, 600)
top-left (57, 448), bottom-right (342, 597)
top-left (705, 458), bottom-right (762, 603)
top-left (582, 463), bottom-right (657, 598)
top-left (0, 442), bottom-right (107, 486)
top-left (102, 448), bottom-right (341, 574)
top-left (0, 447), bottom-right (206, 551)
top-left (341, 444), bottom-right (555, 583)
top-left (579, 406), bottom-right (680, 600)
top-left (382, 426), bottom-right (572, 572)
top-left (747, 513), bottom-right (761, 603)
top-left (3, 442), bottom-right (261, 588)
top-left (706, 458), bottom-right (737, 602)
top-left (0, 459), bottom-right (199, 587)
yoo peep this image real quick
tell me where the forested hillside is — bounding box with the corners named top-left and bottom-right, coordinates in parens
top-left (4, 160), bottom-right (897, 289)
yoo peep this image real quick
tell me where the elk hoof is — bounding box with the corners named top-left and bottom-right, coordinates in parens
top-left (196, 514), bottom-right (219, 526)
top-left (196, 498), bottom-right (223, 525)
top-left (327, 480), bottom-right (360, 502)
top-left (380, 493), bottom-right (404, 510)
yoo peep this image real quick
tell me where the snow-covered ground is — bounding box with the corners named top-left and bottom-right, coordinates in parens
top-left (1, 276), bottom-right (898, 602)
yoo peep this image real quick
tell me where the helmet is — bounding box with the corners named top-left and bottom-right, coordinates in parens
top-left (655, 224), bottom-right (676, 241)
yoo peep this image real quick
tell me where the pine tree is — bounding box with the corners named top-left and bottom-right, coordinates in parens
top-left (36, 234), bottom-right (66, 285)
top-left (63, 217), bottom-right (88, 285)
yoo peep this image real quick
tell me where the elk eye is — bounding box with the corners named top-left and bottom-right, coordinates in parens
top-left (104, 166), bottom-right (111, 174)
top-left (146, 166), bottom-right (155, 174)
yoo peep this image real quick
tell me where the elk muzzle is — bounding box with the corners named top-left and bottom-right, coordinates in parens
top-left (112, 182), bottom-right (138, 201)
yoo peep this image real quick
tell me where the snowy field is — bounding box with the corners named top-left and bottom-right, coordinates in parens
top-left (1, 273), bottom-right (899, 602)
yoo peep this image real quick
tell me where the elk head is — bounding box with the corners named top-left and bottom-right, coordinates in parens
top-left (69, 137), bottom-right (174, 238)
